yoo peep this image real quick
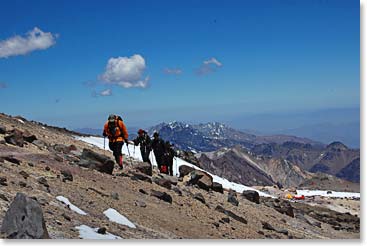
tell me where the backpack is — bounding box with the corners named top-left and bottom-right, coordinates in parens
top-left (108, 115), bottom-right (124, 136)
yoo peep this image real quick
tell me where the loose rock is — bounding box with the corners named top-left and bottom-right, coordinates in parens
top-left (0, 193), bottom-right (50, 239)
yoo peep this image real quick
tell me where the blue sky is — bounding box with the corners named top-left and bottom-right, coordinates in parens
top-left (0, 0), bottom-right (360, 130)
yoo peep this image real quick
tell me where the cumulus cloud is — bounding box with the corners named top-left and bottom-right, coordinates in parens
top-left (196, 57), bottom-right (223, 75)
top-left (100, 54), bottom-right (149, 88)
top-left (163, 68), bottom-right (182, 75)
top-left (0, 27), bottom-right (57, 58)
top-left (0, 82), bottom-right (7, 89)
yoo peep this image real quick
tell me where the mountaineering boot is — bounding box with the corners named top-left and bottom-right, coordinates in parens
top-left (119, 155), bottom-right (123, 170)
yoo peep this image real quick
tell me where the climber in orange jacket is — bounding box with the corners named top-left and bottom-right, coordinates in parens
top-left (103, 114), bottom-right (129, 169)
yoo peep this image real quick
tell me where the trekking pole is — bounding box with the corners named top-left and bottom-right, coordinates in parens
top-left (103, 137), bottom-right (106, 150)
top-left (126, 142), bottom-right (133, 166)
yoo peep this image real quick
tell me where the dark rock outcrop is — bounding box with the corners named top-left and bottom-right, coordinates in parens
top-left (135, 162), bottom-right (152, 176)
top-left (153, 177), bottom-right (172, 190)
top-left (3, 156), bottom-right (21, 165)
top-left (0, 125), bottom-right (6, 134)
top-left (262, 198), bottom-right (294, 217)
top-left (150, 190), bottom-right (172, 204)
top-left (4, 129), bottom-right (24, 147)
top-left (78, 149), bottom-right (115, 175)
top-left (187, 170), bottom-right (213, 191)
top-left (37, 177), bottom-right (49, 188)
top-left (0, 177), bottom-right (8, 186)
top-left (212, 182), bottom-right (224, 193)
top-left (179, 165), bottom-right (195, 177)
top-left (242, 190), bottom-right (260, 204)
top-left (0, 193), bottom-right (50, 239)
top-left (193, 193), bottom-right (206, 204)
top-left (61, 169), bottom-right (73, 182)
top-left (227, 190), bottom-right (239, 206)
top-left (215, 205), bottom-right (247, 224)
top-left (130, 172), bottom-right (152, 183)
top-left (22, 130), bottom-right (37, 143)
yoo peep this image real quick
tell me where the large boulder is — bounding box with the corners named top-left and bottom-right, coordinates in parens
top-left (212, 182), bottom-right (224, 193)
top-left (0, 193), bottom-right (50, 239)
top-left (242, 190), bottom-right (260, 204)
top-left (187, 170), bottom-right (213, 191)
top-left (178, 165), bottom-right (196, 177)
top-left (78, 149), bottom-right (115, 175)
top-left (4, 129), bottom-right (24, 147)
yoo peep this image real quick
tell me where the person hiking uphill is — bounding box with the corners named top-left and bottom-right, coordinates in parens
top-left (151, 132), bottom-right (166, 172)
top-left (103, 114), bottom-right (129, 169)
top-left (163, 141), bottom-right (175, 176)
top-left (133, 129), bottom-right (152, 164)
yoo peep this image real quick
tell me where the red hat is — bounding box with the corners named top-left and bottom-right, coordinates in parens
top-left (138, 129), bottom-right (144, 134)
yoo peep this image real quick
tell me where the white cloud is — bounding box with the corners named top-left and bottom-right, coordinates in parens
top-left (196, 57), bottom-right (223, 75)
top-left (164, 68), bottom-right (182, 75)
top-left (203, 57), bottom-right (222, 67)
top-left (100, 88), bottom-right (112, 96)
top-left (0, 27), bottom-right (57, 58)
top-left (100, 54), bottom-right (149, 88)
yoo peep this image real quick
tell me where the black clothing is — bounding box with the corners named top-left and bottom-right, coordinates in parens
top-left (133, 133), bottom-right (152, 164)
top-left (164, 144), bottom-right (175, 176)
top-left (109, 141), bottom-right (124, 164)
top-left (151, 137), bottom-right (165, 169)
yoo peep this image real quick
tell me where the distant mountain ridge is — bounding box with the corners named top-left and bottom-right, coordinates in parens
top-left (148, 121), bottom-right (323, 152)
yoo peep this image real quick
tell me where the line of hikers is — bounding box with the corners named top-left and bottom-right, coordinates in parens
top-left (102, 114), bottom-right (175, 176)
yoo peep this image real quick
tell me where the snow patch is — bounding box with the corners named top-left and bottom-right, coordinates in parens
top-left (56, 196), bottom-right (87, 215)
top-left (103, 208), bottom-right (136, 228)
top-left (17, 119), bottom-right (25, 124)
top-left (296, 190), bottom-right (360, 199)
top-left (75, 225), bottom-right (122, 239)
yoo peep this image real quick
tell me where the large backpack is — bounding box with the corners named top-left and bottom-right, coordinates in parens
top-left (108, 115), bottom-right (124, 137)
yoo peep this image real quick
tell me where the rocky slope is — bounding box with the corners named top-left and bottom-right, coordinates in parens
top-left (0, 113), bottom-right (360, 239)
top-left (197, 146), bottom-right (359, 192)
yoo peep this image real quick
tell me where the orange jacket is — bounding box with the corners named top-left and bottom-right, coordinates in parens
top-left (103, 118), bottom-right (128, 143)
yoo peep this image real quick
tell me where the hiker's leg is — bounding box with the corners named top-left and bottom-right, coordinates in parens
top-left (116, 141), bottom-right (124, 166)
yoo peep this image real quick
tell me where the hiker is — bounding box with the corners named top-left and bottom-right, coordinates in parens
top-left (151, 132), bottom-right (166, 172)
top-left (164, 141), bottom-right (175, 176)
top-left (103, 114), bottom-right (129, 169)
top-left (133, 129), bottom-right (152, 164)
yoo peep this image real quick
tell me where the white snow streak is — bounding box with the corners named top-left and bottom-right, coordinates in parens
top-left (56, 196), bottom-right (87, 215)
top-left (75, 225), bottom-right (122, 239)
top-left (103, 208), bottom-right (136, 228)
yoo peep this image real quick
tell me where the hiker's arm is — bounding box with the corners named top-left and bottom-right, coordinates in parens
top-left (119, 120), bottom-right (128, 140)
